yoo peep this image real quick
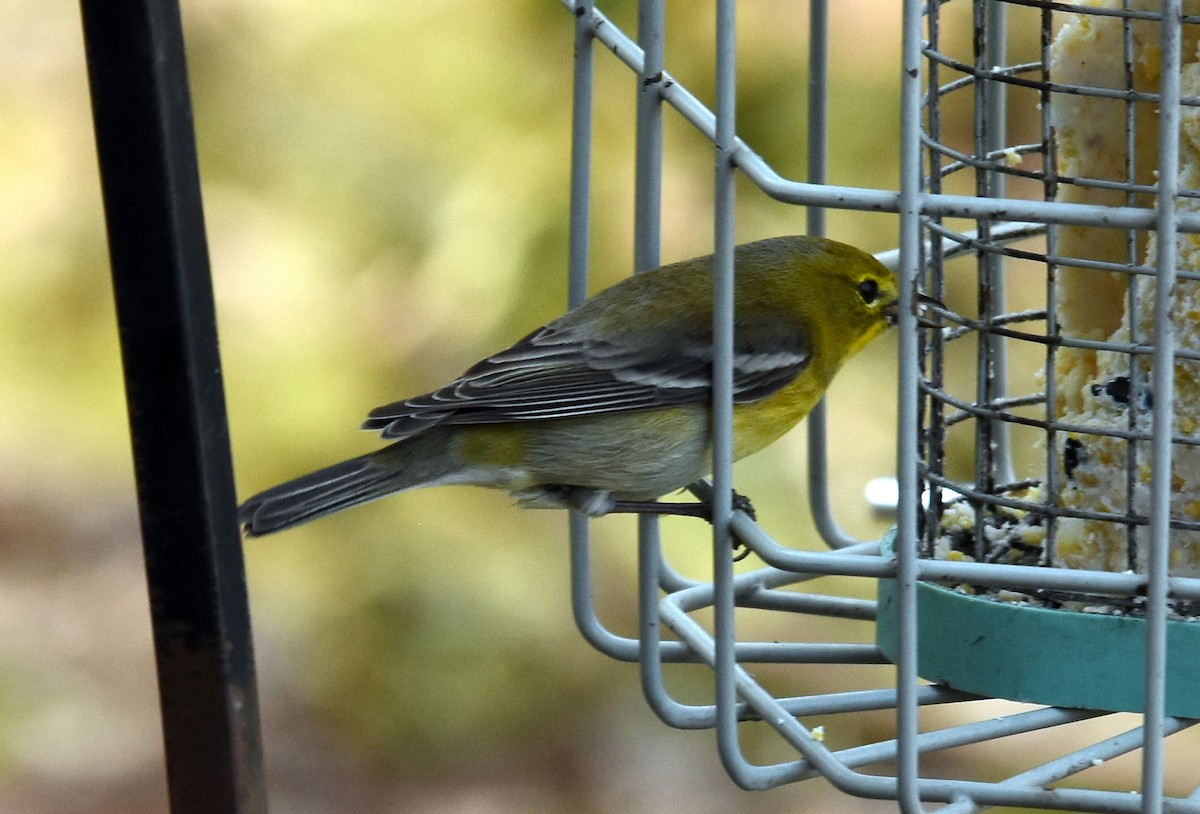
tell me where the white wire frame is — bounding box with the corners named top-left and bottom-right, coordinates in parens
top-left (563, 1), bottom-right (1200, 812)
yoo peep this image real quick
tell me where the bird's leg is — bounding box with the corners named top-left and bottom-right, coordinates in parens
top-left (609, 493), bottom-right (756, 560)
top-left (607, 499), bottom-right (713, 518)
top-left (607, 493), bottom-right (754, 520)
top-left (521, 482), bottom-right (756, 543)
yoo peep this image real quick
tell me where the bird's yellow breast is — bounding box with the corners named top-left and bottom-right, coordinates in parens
top-left (731, 370), bottom-right (829, 460)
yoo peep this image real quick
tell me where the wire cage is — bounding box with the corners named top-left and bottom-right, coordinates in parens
top-left (564, 1), bottom-right (1200, 811)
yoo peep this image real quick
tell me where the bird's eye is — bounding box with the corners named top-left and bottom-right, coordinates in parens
top-left (857, 278), bottom-right (880, 304)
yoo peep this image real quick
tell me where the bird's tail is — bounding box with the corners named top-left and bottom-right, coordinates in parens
top-left (238, 435), bottom-right (457, 536)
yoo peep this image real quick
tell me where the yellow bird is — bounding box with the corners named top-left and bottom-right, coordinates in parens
top-left (239, 235), bottom-right (908, 536)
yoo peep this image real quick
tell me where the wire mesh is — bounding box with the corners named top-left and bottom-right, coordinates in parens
top-left (564, 1), bottom-right (1200, 811)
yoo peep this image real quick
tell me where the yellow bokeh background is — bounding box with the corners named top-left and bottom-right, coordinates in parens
top-left (7, 2), bottom-right (1187, 813)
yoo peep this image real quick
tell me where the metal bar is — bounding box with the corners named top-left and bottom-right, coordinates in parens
top-left (897, 0), bottom-right (928, 810)
top-left (631, 0), bottom-right (679, 731)
top-left (938, 718), bottom-right (1199, 814)
top-left (638, 517), bottom-right (717, 727)
top-left (634, 0), bottom-right (664, 275)
top-left (974, 0), bottom-right (1015, 512)
top-left (662, 602), bottom-right (886, 666)
top-left (805, 0), bottom-right (863, 551)
top-left (747, 538), bottom-right (1200, 600)
top-left (1004, 721), bottom-right (1174, 792)
top-left (569, 512), bottom-right (645, 660)
top-left (711, 0), bottom-right (745, 788)
top-left (566, 0), bottom-right (594, 312)
top-left (773, 685), bottom-right (976, 718)
top-left (806, 0), bottom-right (828, 240)
top-left (76, 2), bottom-right (265, 812)
top-left (827, 706), bottom-right (1104, 780)
top-left (1143, 3), bottom-right (1184, 811)
top-left (563, 0), bottom-right (636, 664)
top-left (1121, 0), bottom-right (1145, 575)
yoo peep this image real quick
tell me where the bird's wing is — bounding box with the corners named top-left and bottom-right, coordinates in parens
top-left (363, 322), bottom-right (810, 440)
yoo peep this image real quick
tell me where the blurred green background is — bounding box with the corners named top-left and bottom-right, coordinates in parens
top-left (2, 2), bottom-right (1186, 813)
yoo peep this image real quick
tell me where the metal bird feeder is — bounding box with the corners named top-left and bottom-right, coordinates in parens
top-left (565, 1), bottom-right (1200, 811)
top-left (884, 0), bottom-right (1200, 721)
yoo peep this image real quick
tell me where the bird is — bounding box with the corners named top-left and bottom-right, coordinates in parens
top-left (238, 235), bottom-right (912, 536)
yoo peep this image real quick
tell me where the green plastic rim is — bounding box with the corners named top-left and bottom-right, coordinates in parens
top-left (875, 531), bottom-right (1200, 717)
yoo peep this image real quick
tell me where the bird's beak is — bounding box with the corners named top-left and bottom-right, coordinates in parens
top-left (885, 291), bottom-right (944, 329)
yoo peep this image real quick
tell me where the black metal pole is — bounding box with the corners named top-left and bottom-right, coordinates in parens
top-left (78, 2), bottom-right (266, 812)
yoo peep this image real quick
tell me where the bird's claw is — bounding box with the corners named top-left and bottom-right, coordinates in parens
top-left (730, 490), bottom-right (757, 521)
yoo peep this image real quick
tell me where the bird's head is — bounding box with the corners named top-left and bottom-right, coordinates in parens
top-left (784, 237), bottom-right (901, 358)
top-left (800, 238), bottom-right (942, 352)
top-left (749, 235), bottom-right (942, 365)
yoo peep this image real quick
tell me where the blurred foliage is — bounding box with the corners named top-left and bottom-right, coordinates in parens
top-left (0, 2), bottom-right (1126, 814)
